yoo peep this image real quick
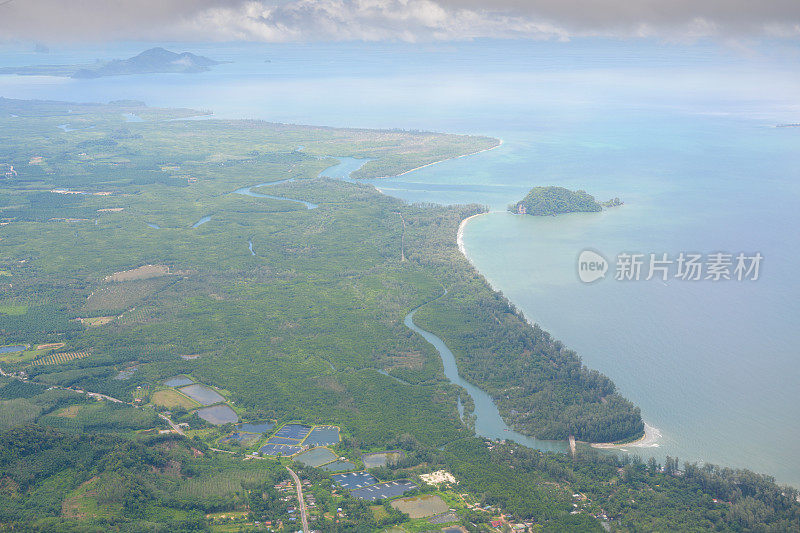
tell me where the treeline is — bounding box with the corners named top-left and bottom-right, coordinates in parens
top-left (404, 206), bottom-right (642, 442)
top-left (0, 425), bottom-right (290, 531)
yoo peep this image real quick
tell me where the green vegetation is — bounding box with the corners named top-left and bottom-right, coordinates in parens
top-left (510, 186), bottom-right (610, 216)
top-left (1, 98), bottom-right (789, 531)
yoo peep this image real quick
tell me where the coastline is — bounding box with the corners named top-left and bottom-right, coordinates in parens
top-left (455, 210), bottom-right (659, 449)
top-left (373, 138), bottom-right (503, 179)
top-left (456, 212), bottom-right (489, 256)
top-left (590, 422), bottom-right (661, 449)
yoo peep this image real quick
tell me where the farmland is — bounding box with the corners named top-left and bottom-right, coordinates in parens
top-left (151, 388), bottom-right (200, 409)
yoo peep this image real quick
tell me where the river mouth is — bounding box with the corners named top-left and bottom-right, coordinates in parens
top-left (404, 299), bottom-right (567, 453)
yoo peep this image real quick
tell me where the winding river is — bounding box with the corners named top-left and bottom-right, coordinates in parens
top-left (405, 296), bottom-right (567, 452)
top-left (233, 178), bottom-right (318, 209)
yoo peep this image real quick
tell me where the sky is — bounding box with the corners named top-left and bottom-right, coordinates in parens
top-left (0, 0), bottom-right (799, 43)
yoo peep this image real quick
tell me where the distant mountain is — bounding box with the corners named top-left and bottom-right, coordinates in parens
top-left (71, 48), bottom-right (223, 79)
top-left (0, 48), bottom-right (224, 79)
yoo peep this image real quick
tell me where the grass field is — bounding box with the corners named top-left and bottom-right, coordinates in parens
top-left (151, 388), bottom-right (200, 409)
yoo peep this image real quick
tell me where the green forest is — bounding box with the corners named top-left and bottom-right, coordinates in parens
top-left (0, 98), bottom-right (797, 531)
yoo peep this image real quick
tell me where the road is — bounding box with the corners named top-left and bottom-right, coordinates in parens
top-left (285, 466), bottom-right (310, 533)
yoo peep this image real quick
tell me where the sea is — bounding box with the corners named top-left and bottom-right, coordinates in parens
top-left (1, 39), bottom-right (798, 486)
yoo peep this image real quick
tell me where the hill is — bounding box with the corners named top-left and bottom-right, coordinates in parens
top-left (511, 186), bottom-right (605, 216)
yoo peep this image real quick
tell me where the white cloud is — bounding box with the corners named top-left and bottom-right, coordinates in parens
top-left (0, 0), bottom-right (799, 42)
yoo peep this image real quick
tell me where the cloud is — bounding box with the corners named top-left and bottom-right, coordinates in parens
top-left (0, 0), bottom-right (799, 42)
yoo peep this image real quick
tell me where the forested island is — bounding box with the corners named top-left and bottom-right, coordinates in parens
top-left (0, 99), bottom-right (796, 531)
top-left (0, 48), bottom-right (223, 79)
top-left (511, 186), bottom-right (622, 216)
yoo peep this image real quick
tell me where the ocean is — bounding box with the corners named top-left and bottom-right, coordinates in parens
top-left (1, 39), bottom-right (798, 485)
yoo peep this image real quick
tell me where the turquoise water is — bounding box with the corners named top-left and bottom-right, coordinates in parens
top-left (2, 40), bottom-right (799, 485)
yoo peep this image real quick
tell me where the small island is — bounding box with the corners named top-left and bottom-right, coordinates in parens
top-left (0, 48), bottom-right (224, 79)
top-left (510, 186), bottom-right (622, 216)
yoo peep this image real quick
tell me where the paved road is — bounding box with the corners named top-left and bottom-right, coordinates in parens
top-left (285, 466), bottom-right (310, 533)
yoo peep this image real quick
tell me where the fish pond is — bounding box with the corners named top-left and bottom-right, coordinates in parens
top-left (332, 472), bottom-right (377, 490)
top-left (351, 481), bottom-right (418, 502)
top-left (163, 376), bottom-right (193, 387)
top-left (179, 384), bottom-right (225, 405)
top-left (259, 443), bottom-right (303, 456)
top-left (237, 421), bottom-right (274, 434)
top-left (319, 460), bottom-right (356, 472)
top-left (220, 431), bottom-right (261, 446)
top-left (362, 451), bottom-right (404, 469)
top-left (293, 447), bottom-right (338, 467)
top-left (196, 404), bottom-right (238, 425)
top-left (274, 423), bottom-right (312, 440)
top-left (304, 425), bottom-right (340, 446)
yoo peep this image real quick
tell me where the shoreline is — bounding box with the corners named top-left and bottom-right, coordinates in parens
top-left (455, 211), bottom-right (660, 450)
top-left (456, 212), bottom-right (489, 256)
top-left (590, 422), bottom-right (661, 449)
top-left (373, 138), bottom-right (503, 179)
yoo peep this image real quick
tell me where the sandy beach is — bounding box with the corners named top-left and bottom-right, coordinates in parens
top-left (590, 422), bottom-right (661, 449)
top-left (457, 212), bottom-right (488, 256)
top-left (375, 139), bottom-right (503, 179)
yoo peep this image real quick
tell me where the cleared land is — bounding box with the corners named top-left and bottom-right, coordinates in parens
top-left (105, 264), bottom-right (171, 282)
top-left (151, 389), bottom-right (200, 409)
top-left (391, 494), bottom-right (450, 518)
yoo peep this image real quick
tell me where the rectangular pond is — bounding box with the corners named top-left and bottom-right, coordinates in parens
top-left (293, 447), bottom-right (338, 467)
top-left (163, 376), bottom-right (194, 387)
top-left (320, 460), bottom-right (357, 472)
top-left (274, 423), bottom-right (312, 440)
top-left (0, 345), bottom-right (26, 354)
top-left (196, 404), bottom-right (238, 425)
top-left (267, 436), bottom-right (300, 445)
top-left (179, 384), bottom-right (225, 405)
top-left (220, 431), bottom-right (261, 446)
top-left (350, 481), bottom-right (418, 502)
top-left (238, 421), bottom-right (274, 434)
top-left (331, 472), bottom-right (378, 490)
top-left (362, 451), bottom-right (404, 469)
top-left (259, 443), bottom-right (303, 456)
top-left (304, 425), bottom-right (340, 446)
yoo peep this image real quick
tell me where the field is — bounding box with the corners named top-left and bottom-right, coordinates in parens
top-left (151, 388), bottom-right (200, 409)
top-left (391, 494), bottom-right (450, 518)
top-left (31, 351), bottom-right (90, 366)
top-left (105, 264), bottom-right (171, 282)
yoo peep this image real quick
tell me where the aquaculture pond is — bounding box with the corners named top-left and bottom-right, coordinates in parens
top-left (332, 472), bottom-right (378, 490)
top-left (196, 404), bottom-right (238, 425)
top-left (259, 443), bottom-right (303, 456)
top-left (0, 345), bottom-right (26, 354)
top-left (350, 481), bottom-right (418, 502)
top-left (220, 431), bottom-right (261, 446)
top-left (274, 423), bottom-right (312, 440)
top-left (178, 384), bottom-right (225, 405)
top-left (304, 425), bottom-right (340, 446)
top-left (293, 447), bottom-right (337, 467)
top-left (163, 376), bottom-right (193, 387)
top-left (238, 421), bottom-right (274, 434)
top-left (267, 436), bottom-right (300, 445)
top-left (319, 460), bottom-right (356, 472)
top-left (362, 451), bottom-right (404, 469)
